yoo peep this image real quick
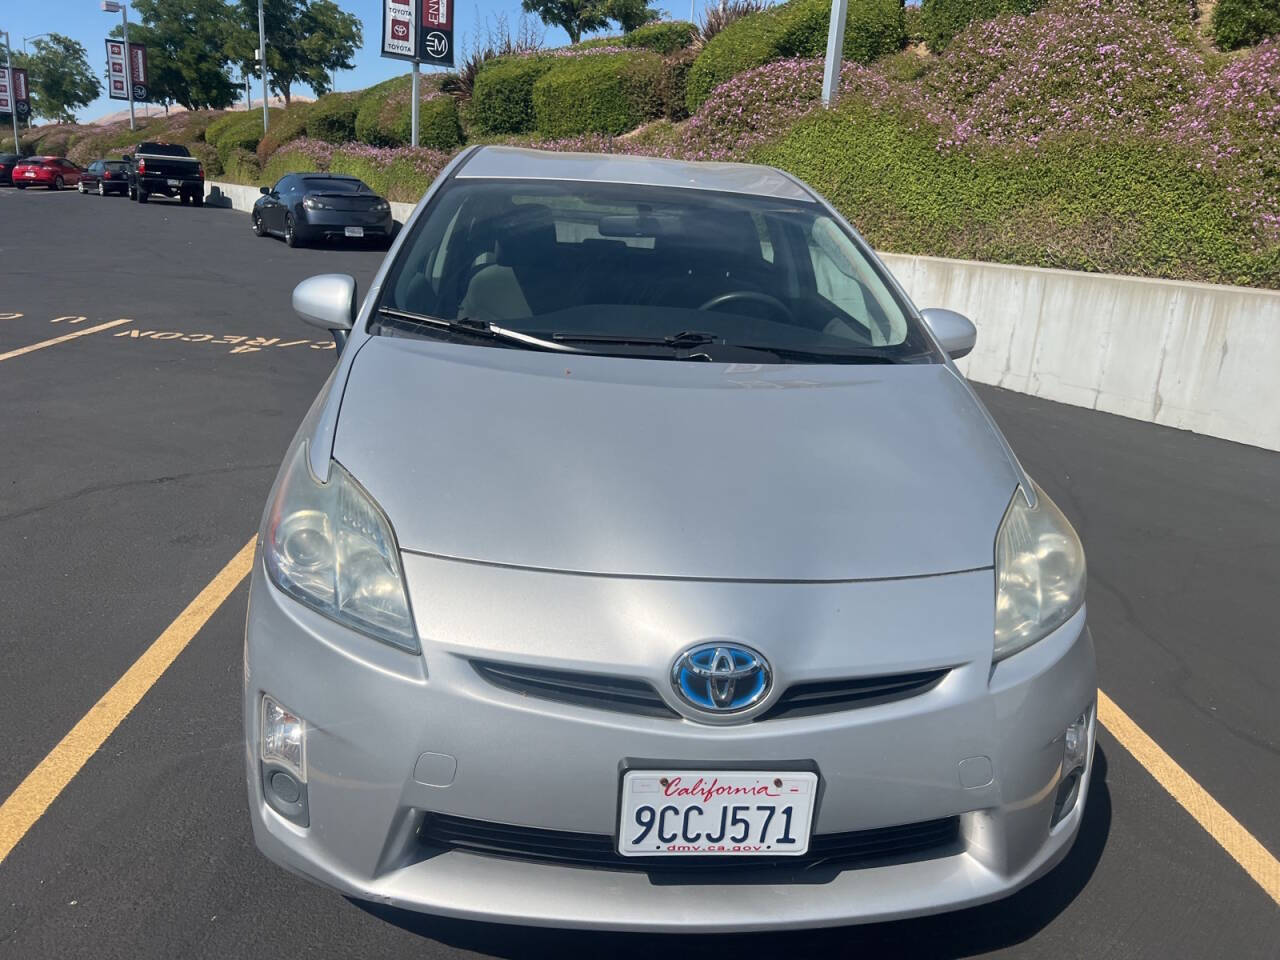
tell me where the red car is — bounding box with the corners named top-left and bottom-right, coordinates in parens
top-left (12, 156), bottom-right (83, 190)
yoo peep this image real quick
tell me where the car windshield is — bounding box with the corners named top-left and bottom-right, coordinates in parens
top-left (377, 179), bottom-right (937, 364)
top-left (301, 177), bottom-right (371, 194)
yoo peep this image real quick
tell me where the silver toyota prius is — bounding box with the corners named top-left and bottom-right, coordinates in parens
top-left (244, 145), bottom-right (1097, 931)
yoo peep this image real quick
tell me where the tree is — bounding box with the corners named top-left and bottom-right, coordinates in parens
top-left (128, 0), bottom-right (239, 110)
top-left (603, 0), bottom-right (662, 32)
top-left (11, 35), bottom-right (101, 123)
top-left (233, 0), bottom-right (362, 106)
top-left (521, 0), bottom-right (611, 44)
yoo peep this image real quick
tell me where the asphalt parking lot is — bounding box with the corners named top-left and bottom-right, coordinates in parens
top-left (0, 185), bottom-right (1276, 958)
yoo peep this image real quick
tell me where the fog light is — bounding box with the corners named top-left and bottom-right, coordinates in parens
top-left (261, 695), bottom-right (306, 782)
top-left (1052, 708), bottom-right (1093, 826)
top-left (261, 695), bottom-right (310, 826)
top-left (1064, 709), bottom-right (1091, 773)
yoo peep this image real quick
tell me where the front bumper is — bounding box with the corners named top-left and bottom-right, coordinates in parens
top-left (244, 553), bottom-right (1097, 931)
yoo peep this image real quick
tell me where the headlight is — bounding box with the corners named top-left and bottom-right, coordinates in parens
top-left (993, 481), bottom-right (1085, 661)
top-left (264, 443), bottom-right (418, 653)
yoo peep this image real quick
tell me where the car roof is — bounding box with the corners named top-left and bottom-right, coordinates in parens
top-left (299, 173), bottom-right (358, 179)
top-left (457, 145), bottom-right (816, 202)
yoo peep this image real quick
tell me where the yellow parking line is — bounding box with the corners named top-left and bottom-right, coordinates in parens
top-left (0, 538), bottom-right (256, 866)
top-left (0, 318), bottom-right (133, 362)
top-left (1099, 690), bottom-right (1280, 905)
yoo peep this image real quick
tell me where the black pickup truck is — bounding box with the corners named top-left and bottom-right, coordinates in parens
top-left (125, 142), bottom-right (205, 205)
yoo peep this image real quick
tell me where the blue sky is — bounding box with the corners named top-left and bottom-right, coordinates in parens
top-left (4, 0), bottom-right (653, 123)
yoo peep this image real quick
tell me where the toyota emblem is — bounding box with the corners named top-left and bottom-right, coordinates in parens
top-left (671, 643), bottom-right (772, 715)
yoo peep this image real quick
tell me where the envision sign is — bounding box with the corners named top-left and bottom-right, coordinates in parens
top-left (0, 67), bottom-right (30, 119)
top-left (380, 0), bottom-right (454, 67)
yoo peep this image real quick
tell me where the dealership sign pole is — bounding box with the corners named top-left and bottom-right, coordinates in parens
top-left (1, 32), bottom-right (17, 151)
top-left (102, 1), bottom-right (135, 130)
top-left (381, 0), bottom-right (419, 145)
top-left (821, 0), bottom-right (848, 107)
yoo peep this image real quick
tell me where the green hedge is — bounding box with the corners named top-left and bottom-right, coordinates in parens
top-left (624, 20), bottom-right (698, 53)
top-left (686, 0), bottom-right (905, 111)
top-left (223, 147), bottom-right (264, 184)
top-left (657, 48), bottom-right (698, 120)
top-left (353, 75), bottom-right (464, 149)
top-left (260, 146), bottom-right (323, 185)
top-left (471, 56), bottom-right (556, 133)
top-left (329, 150), bottom-right (446, 203)
top-left (187, 140), bottom-right (221, 178)
top-left (304, 92), bottom-right (360, 143)
top-left (256, 101), bottom-right (315, 161)
top-left (921, 0), bottom-right (1044, 53)
top-left (1211, 0), bottom-right (1280, 50)
top-left (532, 51), bottom-right (666, 137)
top-left (576, 34), bottom-right (625, 48)
top-left (903, 3), bottom-right (925, 44)
top-left (205, 110), bottom-right (278, 163)
top-left (756, 101), bottom-right (1280, 288)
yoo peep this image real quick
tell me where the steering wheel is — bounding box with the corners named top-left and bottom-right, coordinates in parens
top-left (698, 290), bottom-right (794, 324)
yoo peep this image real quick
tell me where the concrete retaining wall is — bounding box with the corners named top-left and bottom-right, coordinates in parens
top-left (882, 253), bottom-right (1280, 451)
top-left (208, 181), bottom-right (1279, 450)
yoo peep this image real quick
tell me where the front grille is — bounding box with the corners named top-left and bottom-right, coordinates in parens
top-left (760, 669), bottom-right (949, 720)
top-left (420, 813), bottom-right (960, 874)
top-left (471, 659), bottom-right (679, 718)
top-left (471, 658), bottom-right (946, 721)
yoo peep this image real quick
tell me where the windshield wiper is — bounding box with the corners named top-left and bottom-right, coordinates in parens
top-left (726, 345), bottom-right (903, 364)
top-left (378, 307), bottom-right (578, 353)
top-left (552, 329), bottom-right (718, 348)
top-left (552, 330), bottom-right (902, 363)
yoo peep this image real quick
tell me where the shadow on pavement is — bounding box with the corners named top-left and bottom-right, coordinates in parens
top-left (353, 748), bottom-right (1112, 959)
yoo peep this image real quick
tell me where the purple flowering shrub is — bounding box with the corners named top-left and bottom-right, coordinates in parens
top-left (1170, 38), bottom-right (1280, 239)
top-left (666, 58), bottom-right (897, 160)
top-left (921, 1), bottom-right (1206, 147)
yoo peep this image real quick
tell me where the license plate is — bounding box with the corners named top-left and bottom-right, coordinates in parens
top-left (618, 770), bottom-right (817, 857)
top-left (167, 179), bottom-right (180, 186)
top-left (24, 171), bottom-right (35, 177)
top-left (345, 226), bottom-right (364, 238)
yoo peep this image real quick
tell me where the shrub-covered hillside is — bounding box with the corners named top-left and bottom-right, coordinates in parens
top-left (5, 0), bottom-right (1277, 288)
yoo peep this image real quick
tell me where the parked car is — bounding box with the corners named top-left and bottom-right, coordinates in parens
top-left (12, 156), bottom-right (82, 190)
top-left (124, 142), bottom-right (204, 205)
top-left (79, 159), bottom-right (131, 196)
top-left (251, 174), bottom-right (394, 248)
top-left (244, 146), bottom-right (1096, 931)
top-left (0, 153), bottom-right (22, 186)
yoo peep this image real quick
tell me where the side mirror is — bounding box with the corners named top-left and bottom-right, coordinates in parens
top-left (293, 274), bottom-right (357, 335)
top-left (260, 186), bottom-right (270, 195)
top-left (920, 308), bottom-right (976, 360)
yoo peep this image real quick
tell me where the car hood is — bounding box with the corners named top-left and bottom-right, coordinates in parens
top-left (333, 337), bottom-right (1019, 581)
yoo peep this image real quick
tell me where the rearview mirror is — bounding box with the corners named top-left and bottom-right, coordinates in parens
top-left (293, 274), bottom-right (357, 336)
top-left (260, 186), bottom-right (270, 195)
top-left (920, 308), bottom-right (976, 360)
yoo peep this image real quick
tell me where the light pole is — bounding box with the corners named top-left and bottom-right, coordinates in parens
top-left (22, 33), bottom-right (50, 54)
top-left (821, 0), bottom-right (848, 107)
top-left (101, 0), bottom-right (135, 130)
top-left (258, 0), bottom-right (268, 131)
top-left (2, 31), bottom-right (18, 151)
